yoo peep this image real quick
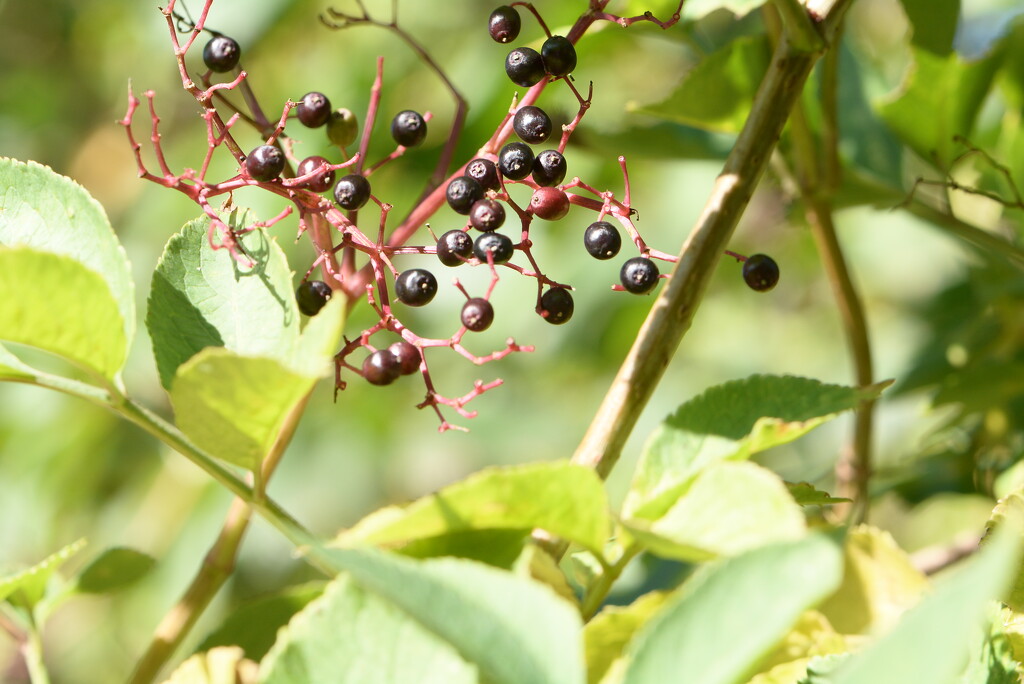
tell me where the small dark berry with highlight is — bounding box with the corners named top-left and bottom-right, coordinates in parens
top-left (530, 186), bottom-right (570, 221)
top-left (488, 5), bottom-right (521, 43)
top-left (461, 298), bottom-right (495, 332)
top-left (391, 110), bottom-right (427, 147)
top-left (297, 91), bottom-right (331, 128)
top-left (437, 229), bottom-right (473, 267)
top-left (466, 158), bottom-right (501, 191)
top-left (363, 349), bottom-right (401, 386)
top-left (505, 47), bottom-right (546, 87)
top-left (333, 173), bottom-right (371, 210)
top-left (532, 149), bottom-right (567, 187)
top-left (469, 198), bottom-right (506, 231)
top-left (742, 253), bottom-right (780, 292)
top-left (446, 176), bottom-right (484, 215)
top-left (620, 257), bottom-right (660, 295)
top-left (497, 142), bottom-right (534, 181)
top-left (245, 145), bottom-right (285, 182)
top-left (473, 232), bottom-right (515, 264)
top-left (584, 221), bottom-right (621, 260)
top-left (295, 280), bottom-right (332, 316)
top-left (203, 35), bottom-right (240, 73)
top-left (296, 156), bottom-right (336, 193)
top-left (513, 106), bottom-right (552, 144)
top-left (541, 35), bottom-right (577, 77)
top-left (389, 341), bottom-right (420, 375)
top-left (394, 268), bottom-right (438, 307)
top-left (540, 288), bottom-right (574, 325)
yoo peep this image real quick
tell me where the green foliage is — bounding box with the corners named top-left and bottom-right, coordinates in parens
top-left (74, 547), bottom-right (156, 594)
top-left (0, 539), bottom-right (86, 608)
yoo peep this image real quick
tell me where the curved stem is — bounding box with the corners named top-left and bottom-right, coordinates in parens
top-left (23, 615), bottom-right (50, 684)
top-left (580, 545), bottom-right (641, 620)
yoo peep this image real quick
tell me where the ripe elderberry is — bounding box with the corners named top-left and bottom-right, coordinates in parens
top-left (466, 158), bottom-right (501, 191)
top-left (469, 198), bottom-right (506, 231)
top-left (461, 298), bottom-right (495, 332)
top-left (389, 340), bottom-right (420, 375)
top-left (296, 155), bottom-right (336, 193)
top-left (620, 257), bottom-right (660, 295)
top-left (513, 106), bottom-right (552, 145)
top-left (532, 149), bottom-right (567, 187)
top-left (394, 268), bottom-right (438, 307)
top-left (296, 91), bottom-right (331, 128)
top-left (488, 5), bottom-right (521, 43)
top-left (584, 221), bottom-right (622, 260)
top-left (541, 35), bottom-right (577, 77)
top-left (540, 288), bottom-right (574, 325)
top-left (295, 280), bottom-right (332, 316)
top-left (742, 253), bottom-right (780, 292)
top-left (327, 108), bottom-right (358, 147)
top-left (446, 176), bottom-right (484, 215)
top-left (505, 47), bottom-right (546, 88)
top-left (363, 349), bottom-right (401, 386)
top-left (530, 186), bottom-right (570, 221)
top-left (203, 35), bottom-right (240, 73)
top-left (497, 142), bottom-right (534, 181)
top-left (391, 110), bottom-right (427, 148)
top-left (245, 144), bottom-right (285, 182)
top-left (436, 229), bottom-right (473, 266)
top-left (334, 173), bottom-right (372, 211)
top-left (473, 232), bottom-right (515, 264)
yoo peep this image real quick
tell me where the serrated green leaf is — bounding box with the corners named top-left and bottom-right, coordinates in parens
top-left (74, 547), bottom-right (156, 594)
top-left (170, 349), bottom-right (322, 470)
top-left (148, 218), bottom-right (300, 389)
top-left (0, 538), bottom-right (86, 609)
top-left (334, 462), bottom-right (611, 555)
top-left (0, 249), bottom-right (126, 381)
top-left (315, 547), bottom-right (585, 684)
top-left (985, 489), bottom-right (1024, 612)
top-left (786, 482), bottom-right (852, 507)
top-left (624, 462), bottom-right (806, 562)
top-left (620, 534), bottom-right (844, 684)
top-left (898, 0), bottom-right (960, 56)
top-left (585, 591), bottom-right (670, 684)
top-left (624, 375), bottom-right (890, 520)
top-left (259, 575), bottom-right (475, 684)
top-left (0, 158), bottom-right (134, 350)
top-left (161, 647), bottom-right (259, 684)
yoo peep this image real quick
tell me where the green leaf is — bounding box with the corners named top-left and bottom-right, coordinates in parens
top-left (620, 534), bottom-right (844, 684)
top-left (624, 461), bottom-right (806, 562)
top-left (161, 647), bottom-right (258, 684)
top-left (624, 375), bottom-right (890, 520)
top-left (681, 0), bottom-right (767, 20)
top-left (334, 462), bottom-right (611, 554)
top-left (786, 482), bottom-right (852, 507)
top-left (751, 611), bottom-right (848, 680)
top-left (898, 0), bottom-right (960, 56)
top-left (258, 575), bottom-right (476, 684)
top-left (147, 217), bottom-right (300, 389)
top-left (0, 344), bottom-right (36, 381)
top-left (986, 489), bottom-right (1024, 612)
top-left (584, 591), bottom-right (670, 684)
top-left (0, 158), bottom-right (135, 349)
top-left (74, 547), bottom-right (156, 594)
top-left (0, 538), bottom-right (86, 609)
top-left (0, 249), bottom-right (126, 382)
top-left (315, 546), bottom-right (585, 684)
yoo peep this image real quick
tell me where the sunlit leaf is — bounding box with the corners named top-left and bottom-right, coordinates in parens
top-left (161, 647), bottom-right (258, 684)
top-left (0, 538), bottom-right (86, 609)
top-left (584, 591), bottom-right (670, 684)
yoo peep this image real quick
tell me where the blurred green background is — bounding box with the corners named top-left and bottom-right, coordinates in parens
top-left (2, 0), bottom-right (1023, 680)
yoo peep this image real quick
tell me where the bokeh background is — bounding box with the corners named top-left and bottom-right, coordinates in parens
top-left (1, 0), bottom-right (1023, 680)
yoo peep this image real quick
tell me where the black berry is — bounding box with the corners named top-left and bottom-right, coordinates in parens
top-left (466, 158), bottom-right (501, 191)
top-left (532, 149), bottom-right (567, 187)
top-left (469, 198), bottom-right (506, 231)
top-left (541, 35), bottom-right (577, 77)
top-left (333, 173), bottom-right (372, 211)
top-left (497, 142), bottom-right (535, 181)
top-left (461, 298), bottom-right (495, 332)
top-left (437, 229), bottom-right (473, 266)
top-left (446, 176), bottom-right (484, 215)
top-left (584, 221), bottom-right (621, 260)
top-left (473, 232), bottom-right (515, 264)
top-left (488, 6), bottom-right (521, 43)
top-left (539, 288), bottom-right (574, 325)
top-left (505, 47), bottom-right (546, 88)
top-left (327, 108), bottom-right (358, 147)
top-left (363, 349), bottom-right (401, 386)
top-left (295, 280), bottom-right (332, 316)
top-left (742, 253), bottom-right (780, 292)
top-left (391, 110), bottom-right (427, 147)
top-left (513, 106), bottom-right (552, 144)
top-left (296, 156), bottom-right (336, 193)
top-left (389, 340), bottom-right (420, 375)
top-left (203, 35), bottom-right (240, 73)
top-left (394, 268), bottom-right (438, 307)
top-left (297, 91), bottom-right (331, 128)
top-left (620, 257), bottom-right (660, 295)
top-left (530, 187), bottom-right (570, 221)
top-left (245, 145), bottom-right (285, 182)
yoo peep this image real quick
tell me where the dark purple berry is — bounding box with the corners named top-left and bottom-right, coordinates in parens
top-left (391, 110), bottom-right (427, 147)
top-left (333, 173), bottom-right (371, 211)
top-left (532, 149), bottom-right (567, 187)
top-left (473, 232), bottom-right (515, 264)
top-left (295, 280), bottom-right (332, 316)
top-left (245, 145), bottom-right (285, 182)
top-left (488, 6), bottom-right (521, 43)
top-left (541, 35), bottom-right (577, 77)
top-left (461, 298), bottom-right (495, 332)
top-left (539, 288), bottom-right (574, 325)
top-left (466, 158), bottom-right (501, 191)
top-left (513, 106), bottom-right (552, 144)
top-left (437, 229), bottom-right (473, 267)
top-left (530, 187), bottom-right (570, 221)
top-left (742, 254), bottom-right (780, 292)
top-left (297, 92), bottom-right (331, 128)
top-left (327, 108), bottom-right (358, 147)
top-left (296, 156), bottom-right (336, 193)
top-left (505, 47), bottom-right (546, 88)
top-left (469, 198), bottom-right (506, 231)
top-left (620, 257), bottom-right (660, 295)
top-left (203, 35), bottom-right (240, 73)
top-left (394, 268), bottom-right (438, 307)
top-left (446, 176), bottom-right (484, 215)
top-left (584, 221), bottom-right (621, 260)
top-left (497, 142), bottom-right (534, 181)
top-left (389, 341), bottom-right (420, 375)
top-left (363, 349), bottom-right (401, 386)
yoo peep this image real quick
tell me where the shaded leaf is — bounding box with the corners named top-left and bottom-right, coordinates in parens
top-left (0, 538), bottom-right (86, 609)
top-left (75, 547), bottom-right (155, 594)
top-left (584, 591), bottom-right (670, 684)
top-left (513, 544), bottom-right (577, 606)
top-left (162, 647), bottom-right (258, 684)
top-left (898, 0), bottom-right (960, 56)
top-left (786, 482), bottom-right (851, 507)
